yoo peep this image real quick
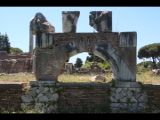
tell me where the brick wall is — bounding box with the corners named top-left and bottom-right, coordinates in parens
top-left (0, 59), bottom-right (33, 73)
top-left (0, 52), bottom-right (32, 73)
top-left (58, 83), bottom-right (110, 112)
top-left (8, 53), bottom-right (31, 59)
top-left (0, 82), bottom-right (28, 112)
top-left (146, 84), bottom-right (160, 105)
top-left (1, 82), bottom-right (160, 113)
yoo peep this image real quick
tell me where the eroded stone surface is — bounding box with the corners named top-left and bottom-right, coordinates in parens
top-left (21, 95), bottom-right (34, 102)
top-left (21, 81), bottom-right (60, 113)
top-left (30, 12), bottom-right (55, 35)
top-left (35, 32), bottom-right (136, 81)
top-left (90, 75), bottom-right (106, 82)
top-left (89, 11), bottom-right (112, 32)
top-left (109, 82), bottom-right (148, 112)
top-left (115, 88), bottom-right (122, 93)
top-left (30, 12), bottom-right (55, 48)
top-left (62, 11), bottom-right (80, 33)
top-left (120, 97), bottom-right (127, 102)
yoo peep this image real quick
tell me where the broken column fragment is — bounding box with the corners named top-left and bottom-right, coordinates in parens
top-left (62, 11), bottom-right (80, 33)
top-left (30, 12), bottom-right (55, 48)
top-left (89, 11), bottom-right (112, 32)
top-left (30, 12), bottom-right (55, 35)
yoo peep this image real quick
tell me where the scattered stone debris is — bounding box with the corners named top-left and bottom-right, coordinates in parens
top-left (90, 75), bottom-right (106, 82)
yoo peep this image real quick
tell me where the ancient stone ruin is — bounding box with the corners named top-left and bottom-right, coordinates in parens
top-left (21, 11), bottom-right (149, 113)
top-left (62, 11), bottom-right (80, 33)
top-left (29, 11), bottom-right (137, 82)
top-left (0, 51), bottom-right (32, 74)
top-left (89, 11), bottom-right (112, 32)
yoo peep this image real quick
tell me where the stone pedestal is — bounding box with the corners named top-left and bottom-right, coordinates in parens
top-left (62, 11), bottom-right (80, 33)
top-left (21, 81), bottom-right (61, 113)
top-left (89, 11), bottom-right (112, 32)
top-left (109, 82), bottom-right (148, 113)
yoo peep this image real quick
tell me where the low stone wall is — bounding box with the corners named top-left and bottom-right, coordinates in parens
top-left (59, 82), bottom-right (110, 112)
top-left (0, 52), bottom-right (32, 74)
top-left (0, 59), bottom-right (32, 73)
top-left (21, 82), bottom-right (110, 113)
top-left (0, 51), bottom-right (8, 60)
top-left (0, 82), bottom-right (28, 112)
top-left (1, 81), bottom-right (160, 113)
top-left (8, 53), bottom-right (31, 59)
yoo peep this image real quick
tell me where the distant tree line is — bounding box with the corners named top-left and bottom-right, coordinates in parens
top-left (74, 53), bottom-right (110, 70)
top-left (0, 33), bottom-right (23, 54)
top-left (0, 33), bottom-right (10, 53)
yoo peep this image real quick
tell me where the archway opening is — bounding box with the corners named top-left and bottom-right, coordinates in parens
top-left (58, 52), bottom-right (114, 83)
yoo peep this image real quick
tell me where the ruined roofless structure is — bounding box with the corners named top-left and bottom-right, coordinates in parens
top-left (29, 11), bottom-right (137, 82)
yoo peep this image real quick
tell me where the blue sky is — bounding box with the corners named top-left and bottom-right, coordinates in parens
top-left (0, 7), bottom-right (160, 64)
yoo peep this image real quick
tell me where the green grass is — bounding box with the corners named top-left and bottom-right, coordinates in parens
top-left (0, 72), bottom-right (36, 82)
top-left (136, 71), bottom-right (160, 84)
top-left (58, 73), bottom-right (113, 83)
top-left (0, 71), bottom-right (160, 85)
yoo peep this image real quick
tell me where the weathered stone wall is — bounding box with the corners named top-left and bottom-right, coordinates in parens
top-left (0, 51), bottom-right (8, 60)
top-left (8, 53), bottom-right (31, 59)
top-left (0, 59), bottom-right (32, 73)
top-left (59, 82), bottom-right (110, 112)
top-left (0, 52), bottom-right (32, 73)
top-left (146, 85), bottom-right (160, 104)
top-left (20, 81), bottom-right (160, 113)
top-left (21, 81), bottom-right (60, 113)
top-left (0, 82), bottom-right (27, 112)
top-left (2, 82), bottom-right (160, 113)
top-left (35, 32), bottom-right (137, 82)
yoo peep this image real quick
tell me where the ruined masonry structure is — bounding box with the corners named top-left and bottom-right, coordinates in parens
top-left (30, 11), bottom-right (137, 82)
top-left (35, 32), bottom-right (136, 81)
top-left (21, 11), bottom-right (148, 113)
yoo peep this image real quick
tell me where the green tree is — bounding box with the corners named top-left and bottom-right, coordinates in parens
top-left (86, 53), bottom-right (104, 63)
top-left (0, 33), bottom-right (11, 53)
top-left (85, 53), bottom-right (110, 70)
top-left (138, 43), bottom-right (160, 69)
top-left (74, 58), bottom-right (83, 68)
top-left (98, 62), bottom-right (110, 70)
top-left (10, 47), bottom-right (23, 54)
top-left (81, 61), bottom-right (93, 68)
top-left (157, 62), bottom-right (160, 68)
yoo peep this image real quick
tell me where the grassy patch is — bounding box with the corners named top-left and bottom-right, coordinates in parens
top-left (0, 71), bottom-right (160, 85)
top-left (0, 72), bottom-right (36, 82)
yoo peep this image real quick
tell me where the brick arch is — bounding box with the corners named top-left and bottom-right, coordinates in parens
top-left (35, 32), bottom-right (137, 82)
